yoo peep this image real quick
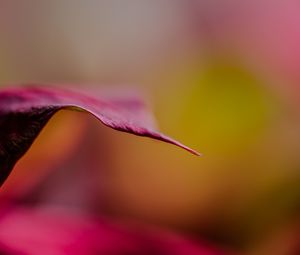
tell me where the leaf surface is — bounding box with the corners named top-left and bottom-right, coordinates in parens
top-left (0, 85), bottom-right (199, 186)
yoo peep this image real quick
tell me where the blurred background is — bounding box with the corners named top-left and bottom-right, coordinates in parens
top-left (1, 1), bottom-right (300, 254)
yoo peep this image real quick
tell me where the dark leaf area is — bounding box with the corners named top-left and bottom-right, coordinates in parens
top-left (0, 107), bottom-right (59, 185)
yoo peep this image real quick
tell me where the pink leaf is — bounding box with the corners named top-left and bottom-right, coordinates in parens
top-left (0, 85), bottom-right (199, 186)
top-left (0, 205), bottom-right (224, 255)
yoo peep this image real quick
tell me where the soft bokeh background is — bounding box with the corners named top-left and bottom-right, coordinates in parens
top-left (1, 1), bottom-right (300, 254)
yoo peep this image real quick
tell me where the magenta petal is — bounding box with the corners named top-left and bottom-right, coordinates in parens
top-left (0, 206), bottom-right (223, 255)
top-left (0, 85), bottom-right (199, 186)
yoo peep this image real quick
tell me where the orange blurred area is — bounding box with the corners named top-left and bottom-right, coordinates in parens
top-left (1, 111), bottom-right (87, 196)
top-left (1, 1), bottom-right (300, 254)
